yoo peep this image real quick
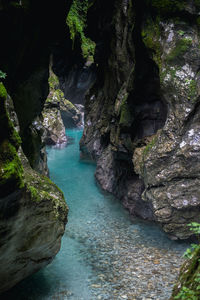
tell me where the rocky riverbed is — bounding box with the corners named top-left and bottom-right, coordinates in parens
top-left (65, 214), bottom-right (187, 300)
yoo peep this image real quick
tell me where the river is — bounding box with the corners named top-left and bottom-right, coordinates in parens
top-left (2, 128), bottom-right (188, 300)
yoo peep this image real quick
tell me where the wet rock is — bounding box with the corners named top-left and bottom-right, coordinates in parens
top-left (42, 69), bottom-right (84, 144)
top-left (60, 99), bottom-right (84, 128)
top-left (42, 95), bottom-right (67, 146)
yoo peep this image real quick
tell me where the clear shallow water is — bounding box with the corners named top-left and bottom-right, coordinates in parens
top-left (2, 129), bottom-right (189, 300)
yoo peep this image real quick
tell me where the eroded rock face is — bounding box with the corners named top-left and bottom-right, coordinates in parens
top-left (0, 87), bottom-right (68, 293)
top-left (0, 0), bottom-right (72, 172)
top-left (0, 156), bottom-right (68, 293)
top-left (43, 105), bottom-right (67, 146)
top-left (60, 100), bottom-right (84, 128)
top-left (42, 69), bottom-right (84, 146)
top-left (80, 0), bottom-right (163, 221)
top-left (134, 2), bottom-right (200, 239)
top-left (42, 86), bottom-right (67, 146)
top-left (81, 0), bottom-right (200, 239)
top-left (60, 64), bottom-right (96, 105)
top-left (0, 0), bottom-right (71, 293)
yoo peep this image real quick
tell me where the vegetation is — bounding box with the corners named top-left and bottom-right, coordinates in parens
top-left (66, 0), bottom-right (95, 59)
top-left (0, 141), bottom-right (24, 190)
top-left (166, 38), bottom-right (192, 64)
top-left (194, 0), bottom-right (200, 10)
top-left (0, 82), bottom-right (7, 99)
top-left (149, 0), bottom-right (186, 14)
top-left (0, 83), bottom-right (24, 196)
top-left (25, 168), bottom-right (67, 221)
top-left (187, 79), bottom-right (198, 102)
top-left (143, 136), bottom-right (157, 157)
top-left (142, 17), bottom-right (162, 69)
top-left (172, 223), bottom-right (200, 300)
top-left (0, 70), bottom-right (6, 79)
top-left (48, 73), bottom-right (59, 90)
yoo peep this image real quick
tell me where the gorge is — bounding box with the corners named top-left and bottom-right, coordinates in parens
top-left (0, 0), bottom-right (200, 299)
top-left (1, 128), bottom-right (188, 299)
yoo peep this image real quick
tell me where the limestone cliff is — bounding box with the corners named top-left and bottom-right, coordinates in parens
top-left (80, 0), bottom-right (200, 239)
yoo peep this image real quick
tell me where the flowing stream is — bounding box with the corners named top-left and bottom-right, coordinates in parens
top-left (2, 129), bottom-right (188, 300)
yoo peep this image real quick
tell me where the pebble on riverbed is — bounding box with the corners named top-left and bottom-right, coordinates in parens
top-left (64, 216), bottom-right (187, 300)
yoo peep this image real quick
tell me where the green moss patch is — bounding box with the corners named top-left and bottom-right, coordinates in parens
top-left (46, 89), bottom-right (64, 104)
top-left (66, 0), bottom-right (96, 59)
top-left (166, 38), bottom-right (192, 64)
top-left (0, 83), bottom-right (24, 197)
top-left (48, 73), bottom-right (59, 90)
top-left (142, 18), bottom-right (162, 68)
top-left (0, 82), bottom-right (7, 100)
top-left (143, 136), bottom-right (157, 157)
top-left (187, 79), bottom-right (198, 102)
top-left (0, 140), bottom-right (24, 196)
top-left (25, 167), bottom-right (68, 220)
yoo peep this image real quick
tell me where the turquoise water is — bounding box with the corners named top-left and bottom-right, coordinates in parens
top-left (2, 129), bottom-right (188, 300)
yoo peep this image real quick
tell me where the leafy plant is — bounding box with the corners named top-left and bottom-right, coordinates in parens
top-left (174, 286), bottom-right (198, 300)
top-left (189, 223), bottom-right (200, 236)
top-left (184, 244), bottom-right (199, 259)
top-left (175, 223), bottom-right (200, 299)
top-left (0, 70), bottom-right (7, 79)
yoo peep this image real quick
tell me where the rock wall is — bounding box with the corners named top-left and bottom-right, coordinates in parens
top-left (42, 69), bottom-right (84, 146)
top-left (0, 0), bottom-right (72, 172)
top-left (0, 85), bottom-right (68, 293)
top-left (52, 23), bottom-right (96, 105)
top-left (134, 1), bottom-right (200, 239)
top-left (81, 0), bottom-right (200, 239)
top-left (0, 0), bottom-right (71, 293)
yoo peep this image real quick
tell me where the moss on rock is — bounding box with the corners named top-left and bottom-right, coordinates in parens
top-left (66, 0), bottom-right (96, 59)
top-left (0, 140), bottom-right (24, 195)
top-left (0, 83), bottom-right (24, 197)
top-left (149, 0), bottom-right (187, 15)
top-left (171, 245), bottom-right (200, 299)
top-left (143, 136), bottom-right (158, 157)
top-left (166, 38), bottom-right (193, 64)
top-left (48, 72), bottom-right (59, 90)
top-left (142, 17), bottom-right (162, 69)
top-left (25, 164), bottom-right (68, 220)
top-left (0, 82), bottom-right (7, 100)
